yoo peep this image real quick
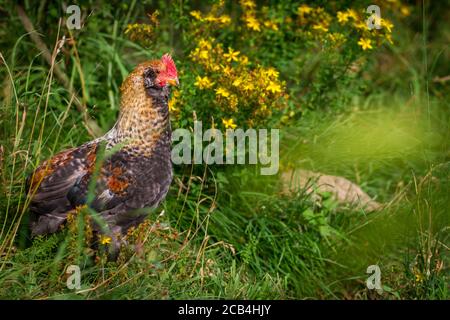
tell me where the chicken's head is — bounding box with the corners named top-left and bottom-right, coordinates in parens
top-left (120, 54), bottom-right (179, 111)
top-left (143, 53), bottom-right (179, 89)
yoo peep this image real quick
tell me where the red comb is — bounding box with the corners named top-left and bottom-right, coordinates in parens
top-left (161, 53), bottom-right (177, 78)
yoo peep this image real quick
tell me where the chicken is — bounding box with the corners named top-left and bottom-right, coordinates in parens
top-left (26, 54), bottom-right (179, 253)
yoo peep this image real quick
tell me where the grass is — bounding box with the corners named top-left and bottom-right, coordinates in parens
top-left (0, 1), bottom-right (448, 299)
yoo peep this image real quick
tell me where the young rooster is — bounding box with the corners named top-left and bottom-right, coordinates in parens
top-left (27, 54), bottom-right (178, 254)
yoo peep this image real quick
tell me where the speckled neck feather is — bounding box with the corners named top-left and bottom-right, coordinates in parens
top-left (104, 61), bottom-right (171, 157)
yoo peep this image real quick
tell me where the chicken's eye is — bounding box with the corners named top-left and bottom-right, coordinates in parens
top-left (144, 68), bottom-right (157, 79)
top-left (144, 69), bottom-right (157, 89)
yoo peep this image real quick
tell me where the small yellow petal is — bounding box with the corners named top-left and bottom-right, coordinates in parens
top-left (99, 235), bottom-right (112, 245)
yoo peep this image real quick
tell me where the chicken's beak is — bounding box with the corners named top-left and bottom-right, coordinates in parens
top-left (167, 78), bottom-right (179, 86)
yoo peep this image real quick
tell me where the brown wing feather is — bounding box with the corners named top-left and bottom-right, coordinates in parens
top-left (66, 149), bottom-right (172, 233)
top-left (27, 143), bottom-right (98, 236)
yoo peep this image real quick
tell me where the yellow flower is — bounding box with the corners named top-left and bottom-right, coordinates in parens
top-left (99, 235), bottom-right (112, 245)
top-left (298, 5), bottom-right (312, 15)
top-left (354, 20), bottom-right (369, 30)
top-left (265, 67), bottom-right (279, 78)
top-left (312, 23), bottom-right (329, 32)
top-left (168, 99), bottom-right (177, 112)
top-left (328, 32), bottom-right (346, 46)
top-left (400, 6), bottom-right (410, 17)
top-left (415, 273), bottom-right (424, 283)
top-left (239, 55), bottom-right (249, 65)
top-left (385, 34), bottom-right (394, 45)
top-left (191, 47), bottom-right (210, 61)
top-left (357, 37), bottom-right (373, 50)
top-left (337, 11), bottom-right (349, 24)
top-left (172, 90), bottom-right (182, 98)
top-left (229, 95), bottom-right (238, 110)
top-left (245, 16), bottom-right (261, 31)
top-left (264, 21), bottom-right (279, 31)
top-left (222, 118), bottom-right (237, 129)
top-left (205, 15), bottom-right (217, 22)
top-left (243, 82), bottom-right (255, 92)
top-left (315, 7), bottom-right (325, 14)
top-left (266, 81), bottom-right (282, 93)
top-left (240, 0), bottom-right (256, 9)
top-left (190, 11), bottom-right (202, 20)
top-left (232, 77), bottom-right (243, 87)
top-left (198, 39), bottom-right (212, 50)
top-left (172, 89), bottom-right (181, 98)
top-left (222, 65), bottom-right (233, 76)
top-left (198, 49), bottom-right (209, 60)
top-left (219, 15), bottom-right (231, 24)
top-left (346, 9), bottom-right (358, 20)
top-left (381, 19), bottom-right (394, 33)
top-left (195, 76), bottom-right (214, 89)
top-left (216, 87), bottom-right (231, 98)
top-left (223, 48), bottom-right (240, 62)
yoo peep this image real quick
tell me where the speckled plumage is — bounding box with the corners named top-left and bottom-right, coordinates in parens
top-left (27, 55), bottom-right (178, 253)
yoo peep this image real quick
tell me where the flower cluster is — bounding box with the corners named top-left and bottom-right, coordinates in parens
top-left (189, 37), bottom-right (287, 128)
top-left (297, 5), bottom-right (332, 33)
top-left (189, 1), bottom-right (232, 34)
top-left (189, 10), bottom-right (231, 26)
top-left (168, 88), bottom-right (182, 113)
top-left (239, 0), bottom-right (279, 32)
top-left (335, 8), bottom-right (394, 49)
top-left (124, 11), bottom-right (159, 47)
top-left (295, 5), bottom-right (394, 50)
top-left (294, 5), bottom-right (347, 48)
